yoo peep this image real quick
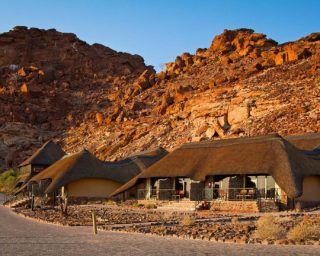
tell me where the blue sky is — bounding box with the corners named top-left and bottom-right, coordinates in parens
top-left (1, 0), bottom-right (319, 71)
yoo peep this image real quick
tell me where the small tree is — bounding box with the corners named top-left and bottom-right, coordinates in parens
top-left (59, 195), bottom-right (68, 217)
top-left (58, 187), bottom-right (69, 217)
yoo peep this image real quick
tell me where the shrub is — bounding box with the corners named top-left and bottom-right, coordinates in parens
top-left (132, 202), bottom-right (144, 208)
top-left (180, 215), bottom-right (195, 226)
top-left (104, 199), bottom-right (117, 205)
top-left (160, 212), bottom-right (174, 223)
top-left (151, 225), bottom-right (166, 233)
top-left (241, 221), bottom-right (253, 234)
top-left (254, 214), bottom-right (286, 240)
top-left (0, 169), bottom-right (17, 193)
top-left (146, 203), bottom-right (157, 209)
top-left (231, 217), bottom-right (239, 224)
top-left (287, 215), bottom-right (320, 241)
top-left (295, 201), bottom-right (302, 212)
top-left (287, 224), bottom-right (320, 241)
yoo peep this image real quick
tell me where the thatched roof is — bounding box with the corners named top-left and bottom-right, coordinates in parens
top-left (15, 169), bottom-right (32, 186)
top-left (20, 147), bottom-right (167, 194)
top-left (28, 149), bottom-right (125, 193)
top-left (112, 134), bottom-right (320, 198)
top-left (285, 133), bottom-right (320, 150)
top-left (102, 147), bottom-right (168, 184)
top-left (18, 140), bottom-right (66, 167)
top-left (304, 145), bottom-right (320, 160)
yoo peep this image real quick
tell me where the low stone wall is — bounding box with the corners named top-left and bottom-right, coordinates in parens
top-left (258, 200), bottom-right (279, 212)
top-left (210, 200), bottom-right (259, 213)
top-left (296, 200), bottom-right (320, 209)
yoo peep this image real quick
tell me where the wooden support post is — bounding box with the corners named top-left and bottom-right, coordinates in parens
top-left (64, 196), bottom-right (68, 215)
top-left (31, 196), bottom-right (35, 211)
top-left (92, 211), bottom-right (97, 235)
top-left (31, 184), bottom-right (34, 211)
top-left (52, 192), bottom-right (56, 207)
top-left (264, 176), bottom-right (268, 199)
top-left (146, 178), bottom-right (151, 200)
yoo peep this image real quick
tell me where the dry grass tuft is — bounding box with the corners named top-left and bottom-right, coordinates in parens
top-left (146, 203), bottom-right (157, 209)
top-left (254, 214), bottom-right (286, 240)
top-left (241, 221), bottom-right (252, 234)
top-left (152, 225), bottom-right (166, 233)
top-left (180, 215), bottom-right (195, 226)
top-left (104, 199), bottom-right (117, 205)
top-left (287, 214), bottom-right (320, 241)
top-left (159, 212), bottom-right (174, 223)
top-left (231, 217), bottom-right (239, 224)
top-left (132, 202), bottom-right (144, 208)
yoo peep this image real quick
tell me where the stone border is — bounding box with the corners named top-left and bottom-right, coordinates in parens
top-left (97, 227), bottom-right (320, 246)
top-left (9, 207), bottom-right (70, 227)
top-left (7, 206), bottom-right (320, 246)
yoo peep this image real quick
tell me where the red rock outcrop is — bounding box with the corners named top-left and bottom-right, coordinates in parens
top-left (0, 26), bottom-right (152, 168)
top-left (0, 27), bottom-right (319, 169)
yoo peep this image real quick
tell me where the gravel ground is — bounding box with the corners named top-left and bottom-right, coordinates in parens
top-left (0, 193), bottom-right (6, 203)
top-left (0, 206), bottom-right (319, 256)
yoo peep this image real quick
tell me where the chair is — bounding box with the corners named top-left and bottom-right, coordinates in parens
top-left (218, 189), bottom-right (226, 200)
top-left (237, 189), bottom-right (248, 200)
top-left (248, 189), bottom-right (256, 199)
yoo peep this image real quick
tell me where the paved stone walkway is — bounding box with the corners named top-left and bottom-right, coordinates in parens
top-left (0, 206), bottom-right (319, 256)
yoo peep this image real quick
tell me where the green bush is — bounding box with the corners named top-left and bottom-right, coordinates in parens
top-left (0, 169), bottom-right (17, 193)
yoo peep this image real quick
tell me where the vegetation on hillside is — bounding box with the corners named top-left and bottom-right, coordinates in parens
top-left (0, 169), bottom-right (17, 194)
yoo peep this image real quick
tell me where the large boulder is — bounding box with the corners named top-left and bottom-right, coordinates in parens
top-left (133, 67), bottom-right (156, 91)
top-left (228, 105), bottom-right (249, 125)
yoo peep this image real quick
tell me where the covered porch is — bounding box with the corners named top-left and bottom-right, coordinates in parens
top-left (136, 175), bottom-right (283, 203)
top-left (137, 177), bottom-right (203, 201)
top-left (202, 175), bottom-right (282, 202)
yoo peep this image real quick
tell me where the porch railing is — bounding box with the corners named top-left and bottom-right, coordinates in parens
top-left (137, 188), bottom-right (281, 201)
top-left (202, 188), bottom-right (281, 201)
top-left (137, 189), bottom-right (177, 200)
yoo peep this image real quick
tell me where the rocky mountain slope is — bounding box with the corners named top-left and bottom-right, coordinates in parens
top-left (0, 27), bottom-right (319, 169)
top-left (0, 26), bottom-right (150, 168)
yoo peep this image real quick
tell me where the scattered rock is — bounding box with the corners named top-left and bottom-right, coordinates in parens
top-left (228, 105), bottom-right (249, 125)
top-left (0, 27), bottom-right (319, 168)
top-left (205, 127), bottom-right (216, 138)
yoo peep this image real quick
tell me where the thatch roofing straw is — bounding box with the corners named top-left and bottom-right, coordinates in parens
top-left (27, 150), bottom-right (122, 193)
top-left (285, 133), bottom-right (320, 150)
top-left (21, 147), bottom-right (167, 194)
top-left (102, 147), bottom-right (168, 184)
top-left (304, 146), bottom-right (320, 160)
top-left (18, 140), bottom-right (65, 167)
top-left (112, 134), bottom-right (320, 198)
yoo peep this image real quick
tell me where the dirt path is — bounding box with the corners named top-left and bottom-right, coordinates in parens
top-left (0, 206), bottom-right (319, 256)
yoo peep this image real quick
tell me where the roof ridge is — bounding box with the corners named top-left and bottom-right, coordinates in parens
top-left (103, 158), bottom-right (136, 167)
top-left (181, 134), bottom-right (283, 149)
top-left (285, 133), bottom-right (320, 140)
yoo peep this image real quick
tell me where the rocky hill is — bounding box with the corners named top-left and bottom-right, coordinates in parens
top-left (0, 26), bottom-right (150, 168)
top-left (0, 27), bottom-right (319, 169)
